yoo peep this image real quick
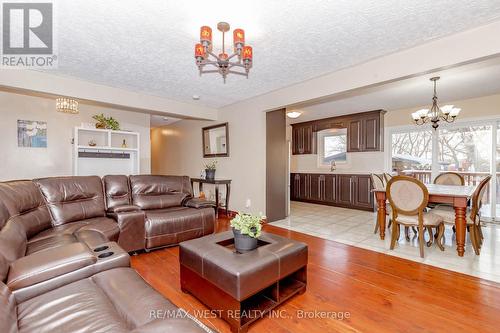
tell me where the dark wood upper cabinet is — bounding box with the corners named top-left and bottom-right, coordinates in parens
top-left (291, 124), bottom-right (316, 155)
top-left (347, 119), bottom-right (363, 152)
top-left (347, 111), bottom-right (384, 152)
top-left (291, 110), bottom-right (385, 155)
top-left (362, 114), bottom-right (381, 151)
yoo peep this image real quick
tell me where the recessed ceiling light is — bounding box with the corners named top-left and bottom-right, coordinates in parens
top-left (162, 116), bottom-right (168, 121)
top-left (192, 95), bottom-right (200, 100)
top-left (286, 111), bottom-right (302, 119)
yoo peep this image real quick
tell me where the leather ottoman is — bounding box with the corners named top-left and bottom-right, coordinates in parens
top-left (179, 231), bottom-right (308, 333)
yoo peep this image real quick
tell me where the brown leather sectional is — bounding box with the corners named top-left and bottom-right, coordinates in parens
top-left (0, 175), bottom-right (215, 333)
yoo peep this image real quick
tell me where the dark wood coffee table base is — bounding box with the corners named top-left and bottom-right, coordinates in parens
top-left (181, 264), bottom-right (307, 333)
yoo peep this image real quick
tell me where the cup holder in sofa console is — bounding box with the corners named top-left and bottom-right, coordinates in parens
top-left (98, 252), bottom-right (114, 259)
top-left (94, 246), bottom-right (109, 252)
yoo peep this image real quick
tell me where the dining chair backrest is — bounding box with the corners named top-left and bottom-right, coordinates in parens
top-left (470, 175), bottom-right (492, 223)
top-left (383, 173), bottom-right (393, 184)
top-left (370, 174), bottom-right (385, 191)
top-left (387, 176), bottom-right (428, 218)
top-left (434, 172), bottom-right (465, 186)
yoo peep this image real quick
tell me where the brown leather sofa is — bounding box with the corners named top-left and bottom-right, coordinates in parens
top-left (1, 267), bottom-right (212, 333)
top-left (0, 176), bottom-right (215, 333)
top-left (0, 176), bottom-right (215, 293)
top-left (128, 175), bottom-right (215, 250)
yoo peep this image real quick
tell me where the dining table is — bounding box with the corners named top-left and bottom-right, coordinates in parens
top-left (373, 183), bottom-right (477, 257)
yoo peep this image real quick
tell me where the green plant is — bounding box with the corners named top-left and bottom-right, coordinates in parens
top-left (92, 113), bottom-right (120, 130)
top-left (230, 212), bottom-right (265, 238)
top-left (204, 160), bottom-right (217, 170)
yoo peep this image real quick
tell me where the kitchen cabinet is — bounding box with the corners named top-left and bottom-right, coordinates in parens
top-left (347, 112), bottom-right (383, 152)
top-left (352, 175), bottom-right (373, 209)
top-left (337, 174), bottom-right (354, 206)
top-left (346, 120), bottom-right (363, 152)
top-left (290, 173), bottom-right (373, 211)
top-left (291, 110), bottom-right (385, 155)
top-left (291, 124), bottom-right (316, 155)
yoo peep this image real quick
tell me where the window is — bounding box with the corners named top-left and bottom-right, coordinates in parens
top-left (317, 128), bottom-right (347, 167)
top-left (391, 129), bottom-right (432, 174)
top-left (390, 123), bottom-right (496, 220)
top-left (438, 125), bottom-right (491, 172)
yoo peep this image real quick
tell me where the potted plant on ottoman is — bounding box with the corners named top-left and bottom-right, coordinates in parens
top-left (230, 212), bottom-right (264, 252)
top-left (204, 160), bottom-right (217, 180)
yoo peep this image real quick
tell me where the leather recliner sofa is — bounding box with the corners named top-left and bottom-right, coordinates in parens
top-left (0, 175), bottom-right (215, 333)
top-left (0, 198), bottom-right (212, 333)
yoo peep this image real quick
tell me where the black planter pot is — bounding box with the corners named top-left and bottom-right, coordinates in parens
top-left (232, 228), bottom-right (258, 253)
top-left (205, 169), bottom-right (216, 180)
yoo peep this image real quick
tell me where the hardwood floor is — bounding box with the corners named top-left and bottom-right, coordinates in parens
top-left (131, 216), bottom-right (500, 333)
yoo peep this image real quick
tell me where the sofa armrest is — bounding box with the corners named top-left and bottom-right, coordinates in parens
top-left (107, 204), bottom-right (141, 213)
top-left (108, 210), bottom-right (146, 252)
top-left (7, 243), bottom-right (96, 290)
top-left (184, 198), bottom-right (216, 209)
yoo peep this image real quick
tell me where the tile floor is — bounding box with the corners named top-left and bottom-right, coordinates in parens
top-left (271, 201), bottom-right (500, 283)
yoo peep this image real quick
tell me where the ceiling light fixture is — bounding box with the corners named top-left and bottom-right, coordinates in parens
top-left (194, 22), bottom-right (253, 83)
top-left (412, 77), bottom-right (460, 130)
top-left (286, 111), bottom-right (302, 119)
top-left (56, 97), bottom-right (79, 114)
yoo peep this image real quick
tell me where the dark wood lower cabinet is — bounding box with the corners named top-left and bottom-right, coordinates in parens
top-left (290, 173), bottom-right (373, 211)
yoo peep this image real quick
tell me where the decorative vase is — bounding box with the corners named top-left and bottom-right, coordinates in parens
top-left (205, 169), bottom-right (215, 180)
top-left (232, 227), bottom-right (258, 253)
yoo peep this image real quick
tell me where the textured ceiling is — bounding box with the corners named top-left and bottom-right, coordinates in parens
top-left (287, 57), bottom-right (500, 123)
top-left (48, 0), bottom-right (500, 108)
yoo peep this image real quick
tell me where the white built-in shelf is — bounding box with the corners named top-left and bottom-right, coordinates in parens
top-left (77, 145), bottom-right (139, 151)
top-left (73, 127), bottom-right (140, 176)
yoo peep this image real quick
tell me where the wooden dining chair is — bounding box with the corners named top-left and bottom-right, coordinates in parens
top-left (431, 175), bottom-right (491, 255)
top-left (434, 172), bottom-right (465, 186)
top-left (371, 174), bottom-right (390, 234)
top-left (387, 176), bottom-right (445, 258)
top-left (383, 173), bottom-right (393, 184)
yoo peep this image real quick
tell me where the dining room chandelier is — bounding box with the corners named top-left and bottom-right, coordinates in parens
top-left (194, 22), bottom-right (253, 83)
top-left (412, 77), bottom-right (461, 130)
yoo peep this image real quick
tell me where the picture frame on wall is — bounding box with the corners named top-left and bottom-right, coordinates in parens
top-left (17, 120), bottom-right (47, 148)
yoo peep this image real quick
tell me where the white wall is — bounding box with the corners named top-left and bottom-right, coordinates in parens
top-left (0, 91), bottom-right (151, 180)
top-left (151, 106), bottom-right (266, 214)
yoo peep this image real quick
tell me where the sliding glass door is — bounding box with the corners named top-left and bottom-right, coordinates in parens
top-left (390, 120), bottom-right (498, 221)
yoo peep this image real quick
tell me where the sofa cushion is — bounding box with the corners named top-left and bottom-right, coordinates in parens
top-left (103, 175), bottom-right (131, 210)
top-left (129, 175), bottom-right (193, 210)
top-left (76, 217), bottom-right (120, 241)
top-left (26, 234), bottom-right (77, 256)
top-left (34, 176), bottom-right (106, 226)
top-left (26, 217), bottom-right (119, 255)
top-left (0, 201), bottom-right (24, 281)
top-left (7, 243), bottom-right (97, 290)
top-left (0, 220), bottom-right (27, 266)
top-left (0, 181), bottom-right (52, 238)
top-left (0, 282), bottom-right (17, 333)
top-left (144, 207), bottom-right (214, 248)
top-left (16, 267), bottom-right (211, 333)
